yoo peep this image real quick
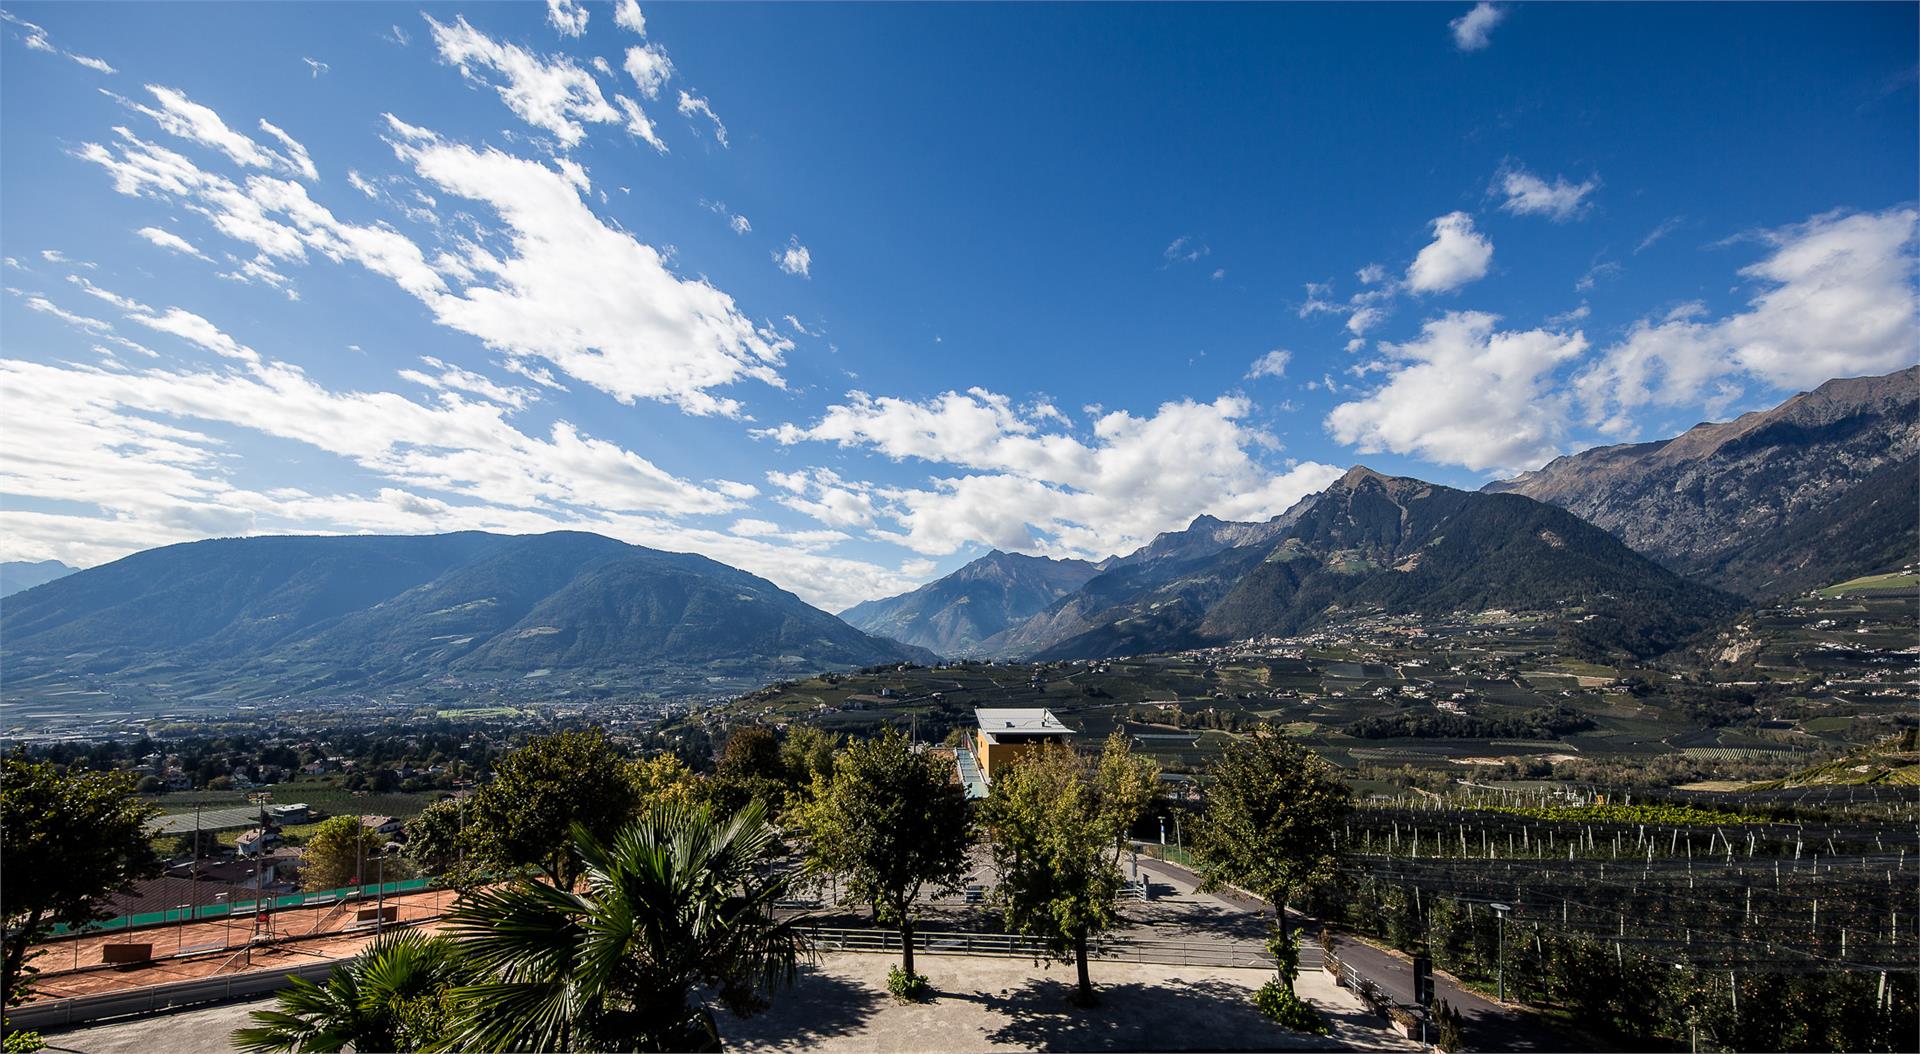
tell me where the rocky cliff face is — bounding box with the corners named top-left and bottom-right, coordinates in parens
top-left (1486, 367), bottom-right (1918, 596)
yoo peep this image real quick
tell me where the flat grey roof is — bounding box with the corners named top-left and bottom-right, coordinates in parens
top-left (974, 708), bottom-right (1073, 734)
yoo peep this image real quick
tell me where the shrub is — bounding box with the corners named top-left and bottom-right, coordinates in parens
top-left (3, 1029), bottom-right (45, 1054)
top-left (886, 964), bottom-right (931, 1003)
top-left (1254, 978), bottom-right (1328, 1034)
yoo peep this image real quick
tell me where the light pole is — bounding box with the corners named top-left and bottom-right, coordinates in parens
top-left (1490, 903), bottom-right (1511, 1003)
top-left (176, 903), bottom-right (191, 954)
top-left (215, 893), bottom-right (233, 950)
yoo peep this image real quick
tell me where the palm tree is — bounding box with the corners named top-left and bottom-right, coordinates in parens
top-left (443, 799), bottom-right (806, 1052)
top-left (231, 930), bottom-right (469, 1053)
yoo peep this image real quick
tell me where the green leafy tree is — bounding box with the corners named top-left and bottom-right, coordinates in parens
top-left (402, 797), bottom-right (469, 882)
top-left (301, 815), bottom-right (407, 891)
top-left (1189, 732), bottom-right (1349, 992)
top-left (464, 728), bottom-right (643, 886)
top-left (443, 801), bottom-right (803, 1052)
top-left (628, 753), bottom-right (702, 811)
top-left (979, 737), bottom-right (1159, 1006)
top-left (779, 725), bottom-right (840, 788)
top-left (708, 726), bottom-right (788, 817)
top-left (232, 930), bottom-right (470, 1053)
top-left (795, 728), bottom-right (969, 983)
top-left (0, 755), bottom-right (158, 1008)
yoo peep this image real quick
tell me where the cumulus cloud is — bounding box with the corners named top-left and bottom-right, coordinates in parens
top-left (425, 15), bottom-right (620, 147)
top-left (1495, 164), bottom-right (1599, 222)
top-left (1406, 211), bottom-right (1493, 293)
top-left (775, 236), bottom-right (812, 278)
top-left (623, 43), bottom-right (674, 99)
top-left (764, 389), bottom-right (1344, 559)
top-left (1246, 349), bottom-right (1292, 379)
top-left (1327, 311), bottom-right (1587, 473)
top-left (1575, 207), bottom-right (1920, 432)
top-left (613, 0), bottom-right (647, 35)
top-left (1450, 2), bottom-right (1506, 51)
top-left (546, 0), bottom-right (589, 37)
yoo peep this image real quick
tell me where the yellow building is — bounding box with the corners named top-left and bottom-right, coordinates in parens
top-left (973, 708), bottom-right (1074, 782)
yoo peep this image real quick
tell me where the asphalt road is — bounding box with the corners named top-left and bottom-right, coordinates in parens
top-left (1132, 857), bottom-right (1581, 1053)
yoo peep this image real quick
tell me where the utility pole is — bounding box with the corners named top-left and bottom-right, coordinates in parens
top-left (1490, 903), bottom-right (1511, 1002)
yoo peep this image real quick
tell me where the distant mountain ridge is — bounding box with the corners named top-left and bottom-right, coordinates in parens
top-left (0, 532), bottom-right (929, 703)
top-left (838, 549), bottom-right (1099, 655)
top-left (1, 559), bottom-right (77, 599)
top-left (838, 467), bottom-right (1732, 663)
top-left (1486, 367), bottom-right (1919, 597)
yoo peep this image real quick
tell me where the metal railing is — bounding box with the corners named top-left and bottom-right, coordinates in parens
top-left (10, 959), bottom-right (339, 1031)
top-left (804, 925), bottom-right (1292, 970)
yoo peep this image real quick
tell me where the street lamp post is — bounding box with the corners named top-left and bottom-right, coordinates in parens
top-left (176, 903), bottom-right (191, 954)
top-left (1490, 903), bottom-right (1511, 1003)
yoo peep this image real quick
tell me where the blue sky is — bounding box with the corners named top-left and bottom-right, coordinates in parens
top-left (2, 1), bottom-right (1915, 611)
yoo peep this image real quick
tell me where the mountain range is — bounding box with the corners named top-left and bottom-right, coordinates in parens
top-left (975, 467), bottom-right (1733, 662)
top-left (6, 368), bottom-right (1909, 701)
top-left (1487, 367), bottom-right (1917, 597)
top-left (1, 559), bottom-right (76, 599)
top-left (0, 532), bottom-right (928, 703)
top-left (839, 549), bottom-right (1099, 655)
top-left (852, 366), bottom-right (1911, 663)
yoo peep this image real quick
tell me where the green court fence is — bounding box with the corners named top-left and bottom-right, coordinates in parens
top-left (51, 876), bottom-right (439, 936)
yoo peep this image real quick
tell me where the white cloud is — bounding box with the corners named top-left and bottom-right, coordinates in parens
top-left (256, 120), bottom-right (319, 181)
top-left (775, 236), bottom-right (812, 278)
top-left (613, 0), bottom-right (647, 35)
top-left (121, 86), bottom-right (314, 179)
top-left (1576, 207), bottom-right (1920, 431)
top-left (1327, 311), bottom-right (1587, 473)
top-left (1636, 216), bottom-right (1683, 254)
top-left (1495, 165), bottom-right (1598, 222)
top-left (1356, 263), bottom-right (1388, 285)
top-left (129, 306), bottom-right (261, 363)
top-left (21, 293), bottom-right (114, 335)
top-left (67, 275), bottom-right (149, 312)
top-left (730, 213), bottom-right (752, 235)
top-left (546, 0), bottom-right (589, 37)
top-left (398, 355), bottom-right (536, 409)
top-left (623, 43), bottom-right (674, 99)
top-left (1450, 3), bottom-right (1506, 51)
top-left (425, 15), bottom-right (620, 147)
top-left (676, 90), bottom-right (727, 146)
top-left (388, 125), bottom-right (790, 415)
top-left (1406, 211), bottom-right (1493, 293)
top-left (1164, 235), bottom-right (1210, 264)
top-left (302, 57), bottom-right (329, 78)
top-left (612, 95), bottom-right (668, 153)
top-left (1247, 349), bottom-right (1292, 380)
top-left (765, 388), bottom-right (1345, 560)
top-left (0, 11), bottom-right (115, 73)
top-left (81, 99), bottom-right (789, 418)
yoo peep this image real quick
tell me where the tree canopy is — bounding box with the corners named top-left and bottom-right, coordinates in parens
top-left (1188, 732), bottom-right (1349, 990)
top-left (795, 728), bottom-right (970, 981)
top-left (978, 735), bottom-right (1159, 1006)
top-left (0, 754), bottom-right (159, 1007)
top-left (462, 728), bottom-right (644, 886)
